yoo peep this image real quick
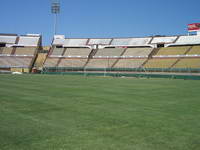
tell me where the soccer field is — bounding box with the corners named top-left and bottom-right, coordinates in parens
top-left (0, 75), bottom-right (200, 150)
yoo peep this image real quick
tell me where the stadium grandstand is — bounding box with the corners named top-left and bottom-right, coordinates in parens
top-left (0, 33), bottom-right (41, 73)
top-left (1, 32), bottom-right (200, 77)
top-left (42, 34), bottom-right (200, 77)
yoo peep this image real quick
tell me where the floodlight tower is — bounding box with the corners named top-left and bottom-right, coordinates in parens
top-left (51, 0), bottom-right (60, 35)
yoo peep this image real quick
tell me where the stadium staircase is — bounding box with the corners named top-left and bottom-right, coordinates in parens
top-left (140, 48), bottom-right (160, 67)
top-left (170, 46), bottom-right (193, 68)
top-left (11, 37), bottom-right (20, 55)
top-left (83, 48), bottom-right (99, 67)
top-left (43, 46), bottom-right (55, 66)
top-left (34, 53), bottom-right (47, 70)
top-left (47, 46), bottom-right (54, 56)
top-left (111, 48), bottom-right (128, 68)
top-left (0, 47), bottom-right (3, 54)
top-left (56, 48), bottom-right (67, 67)
top-left (173, 36), bottom-right (180, 43)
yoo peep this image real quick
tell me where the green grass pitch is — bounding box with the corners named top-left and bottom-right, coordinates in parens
top-left (0, 74), bottom-right (200, 150)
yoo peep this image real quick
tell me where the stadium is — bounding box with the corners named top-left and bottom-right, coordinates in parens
top-left (1, 33), bottom-right (200, 79)
top-left (0, 0), bottom-right (200, 150)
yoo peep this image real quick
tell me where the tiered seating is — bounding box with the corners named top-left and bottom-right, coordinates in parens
top-left (187, 46), bottom-right (200, 55)
top-left (15, 47), bottom-right (36, 55)
top-left (155, 46), bottom-right (190, 56)
top-left (45, 36), bottom-right (200, 72)
top-left (173, 58), bottom-right (200, 68)
top-left (0, 47), bottom-right (3, 54)
top-left (112, 48), bottom-right (152, 68)
top-left (0, 34), bottom-right (41, 72)
top-left (86, 59), bottom-right (117, 68)
top-left (95, 48), bottom-right (125, 56)
top-left (144, 45), bottom-right (200, 69)
top-left (44, 47), bottom-right (92, 68)
top-left (122, 48), bottom-right (153, 57)
top-left (0, 57), bottom-right (32, 67)
top-left (59, 58), bottom-right (88, 67)
top-left (114, 59), bottom-right (146, 68)
top-left (144, 59), bottom-right (178, 68)
top-left (51, 47), bottom-right (64, 56)
top-left (34, 53), bottom-right (47, 68)
top-left (1, 47), bottom-right (13, 55)
top-left (44, 58), bottom-right (59, 67)
top-left (64, 48), bottom-right (92, 57)
top-left (85, 48), bottom-right (126, 68)
top-left (43, 47), bottom-right (64, 67)
top-left (86, 48), bottom-right (152, 69)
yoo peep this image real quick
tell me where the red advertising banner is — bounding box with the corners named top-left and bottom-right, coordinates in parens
top-left (188, 23), bottom-right (200, 32)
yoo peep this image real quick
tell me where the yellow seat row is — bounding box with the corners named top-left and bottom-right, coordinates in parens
top-left (86, 59), bottom-right (117, 68)
top-left (51, 48), bottom-right (64, 56)
top-left (44, 58), bottom-right (59, 67)
top-left (187, 46), bottom-right (200, 55)
top-left (15, 47), bottom-right (36, 55)
top-left (173, 58), bottom-right (200, 68)
top-left (64, 48), bottom-right (92, 57)
top-left (1, 48), bottom-right (13, 54)
top-left (144, 59), bottom-right (178, 68)
top-left (0, 57), bottom-right (32, 67)
top-left (95, 48), bottom-right (125, 56)
top-left (59, 59), bottom-right (88, 67)
top-left (156, 46), bottom-right (190, 55)
top-left (122, 48), bottom-right (153, 56)
top-left (1, 47), bottom-right (36, 55)
top-left (114, 59), bottom-right (146, 68)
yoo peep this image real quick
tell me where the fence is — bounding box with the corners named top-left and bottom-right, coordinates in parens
top-left (42, 67), bottom-right (200, 73)
top-left (41, 66), bottom-right (200, 80)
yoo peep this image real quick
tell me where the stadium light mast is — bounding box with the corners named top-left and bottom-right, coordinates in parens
top-left (51, 0), bottom-right (60, 35)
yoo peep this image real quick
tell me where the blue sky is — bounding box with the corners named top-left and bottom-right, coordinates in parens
top-left (0, 0), bottom-right (199, 45)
